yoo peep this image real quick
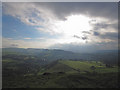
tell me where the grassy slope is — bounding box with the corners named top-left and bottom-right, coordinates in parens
top-left (59, 60), bottom-right (118, 73)
top-left (35, 60), bottom-right (118, 88)
top-left (45, 62), bottom-right (77, 73)
top-left (40, 60), bottom-right (118, 88)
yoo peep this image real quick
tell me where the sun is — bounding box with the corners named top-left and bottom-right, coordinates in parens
top-left (64, 15), bottom-right (91, 36)
top-left (54, 15), bottom-right (92, 44)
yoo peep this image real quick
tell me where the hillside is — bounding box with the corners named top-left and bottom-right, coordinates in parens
top-left (3, 60), bottom-right (118, 88)
top-left (2, 48), bottom-right (119, 88)
top-left (41, 60), bottom-right (118, 74)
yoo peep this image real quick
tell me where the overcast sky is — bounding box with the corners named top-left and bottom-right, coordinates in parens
top-left (2, 2), bottom-right (118, 53)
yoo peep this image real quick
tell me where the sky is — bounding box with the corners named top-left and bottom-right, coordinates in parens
top-left (2, 2), bottom-right (118, 53)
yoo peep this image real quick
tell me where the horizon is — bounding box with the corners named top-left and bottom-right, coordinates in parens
top-left (2, 47), bottom-right (118, 54)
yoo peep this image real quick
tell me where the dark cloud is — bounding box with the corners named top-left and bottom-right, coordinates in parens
top-left (94, 32), bottom-right (100, 36)
top-left (91, 22), bottom-right (118, 39)
top-left (73, 35), bottom-right (80, 38)
top-left (97, 23), bottom-right (108, 29)
top-left (100, 32), bottom-right (118, 40)
top-left (4, 2), bottom-right (117, 21)
top-left (92, 23), bottom-right (109, 31)
top-left (73, 35), bottom-right (88, 40)
top-left (10, 44), bottom-right (19, 48)
top-left (91, 22), bottom-right (118, 32)
top-left (92, 30), bottom-right (118, 40)
top-left (82, 31), bottom-right (91, 34)
top-left (82, 36), bottom-right (88, 40)
top-left (35, 2), bottom-right (117, 21)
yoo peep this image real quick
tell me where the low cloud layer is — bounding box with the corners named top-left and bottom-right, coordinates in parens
top-left (49, 41), bottom-right (118, 53)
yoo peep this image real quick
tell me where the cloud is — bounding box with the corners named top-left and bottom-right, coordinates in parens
top-left (49, 41), bottom-right (118, 53)
top-left (35, 2), bottom-right (117, 21)
top-left (3, 2), bottom-right (48, 26)
top-left (99, 32), bottom-right (118, 40)
top-left (81, 36), bottom-right (88, 40)
top-left (2, 37), bottom-right (57, 48)
top-left (3, 3), bottom-right (117, 35)
top-left (93, 23), bottom-right (109, 30)
top-left (10, 44), bottom-right (19, 48)
top-left (82, 31), bottom-right (91, 34)
top-left (2, 2), bottom-right (118, 52)
top-left (24, 38), bottom-right (32, 40)
top-left (93, 31), bottom-right (100, 36)
top-left (3, 2), bottom-right (117, 25)
top-left (88, 19), bottom-right (118, 42)
top-left (91, 22), bottom-right (118, 31)
top-left (73, 35), bottom-right (80, 38)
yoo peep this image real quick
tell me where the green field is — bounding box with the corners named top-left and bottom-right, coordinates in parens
top-left (59, 60), bottom-right (118, 73)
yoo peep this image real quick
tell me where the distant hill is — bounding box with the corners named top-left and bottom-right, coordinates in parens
top-left (95, 50), bottom-right (118, 53)
top-left (2, 48), bottom-right (118, 65)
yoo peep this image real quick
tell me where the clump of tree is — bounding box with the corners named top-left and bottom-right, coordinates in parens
top-left (42, 72), bottom-right (51, 75)
top-left (105, 64), bottom-right (113, 68)
top-left (58, 72), bottom-right (65, 74)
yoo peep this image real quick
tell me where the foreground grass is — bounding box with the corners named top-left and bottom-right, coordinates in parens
top-left (3, 72), bottom-right (118, 88)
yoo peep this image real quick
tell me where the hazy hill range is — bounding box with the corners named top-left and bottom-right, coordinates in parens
top-left (2, 48), bottom-right (118, 65)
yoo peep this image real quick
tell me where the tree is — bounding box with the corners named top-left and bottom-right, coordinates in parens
top-left (106, 64), bottom-right (113, 68)
top-left (90, 66), bottom-right (96, 70)
top-left (90, 66), bottom-right (97, 74)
